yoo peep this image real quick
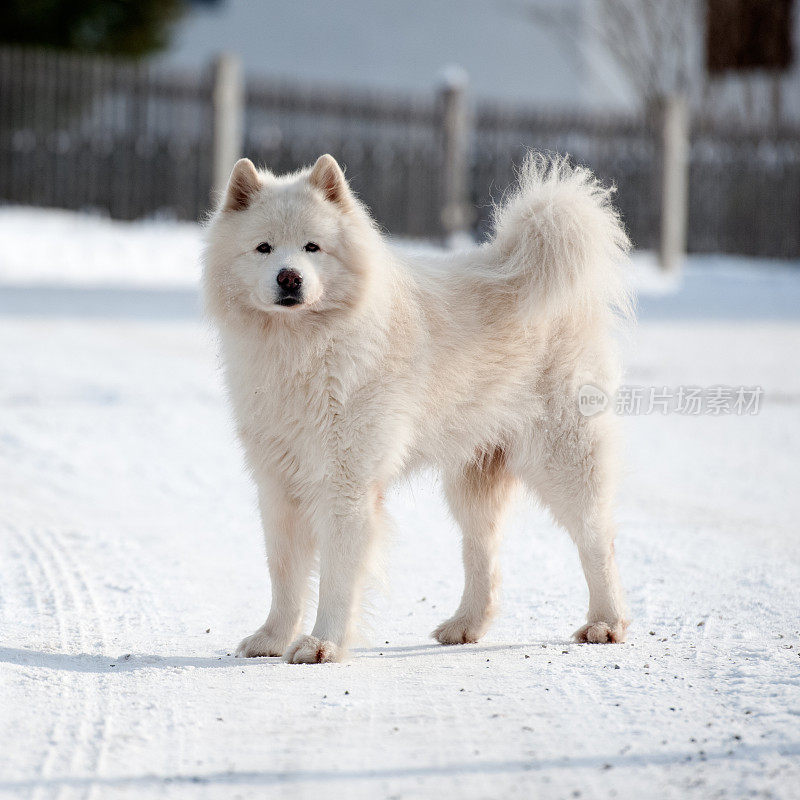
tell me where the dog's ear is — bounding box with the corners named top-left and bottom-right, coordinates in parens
top-left (308, 154), bottom-right (352, 210)
top-left (222, 158), bottom-right (261, 212)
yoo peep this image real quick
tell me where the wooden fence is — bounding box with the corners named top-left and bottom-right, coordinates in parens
top-left (1, 46), bottom-right (799, 258)
top-left (0, 48), bottom-right (214, 221)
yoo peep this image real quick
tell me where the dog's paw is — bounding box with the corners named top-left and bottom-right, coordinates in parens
top-left (573, 620), bottom-right (629, 644)
top-left (235, 628), bottom-right (289, 658)
top-left (284, 635), bottom-right (340, 664)
top-left (432, 615), bottom-right (486, 645)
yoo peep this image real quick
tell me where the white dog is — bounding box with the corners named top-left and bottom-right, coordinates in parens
top-left (202, 152), bottom-right (631, 663)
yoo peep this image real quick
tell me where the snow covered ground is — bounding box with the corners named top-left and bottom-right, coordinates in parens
top-left (1, 208), bottom-right (799, 800)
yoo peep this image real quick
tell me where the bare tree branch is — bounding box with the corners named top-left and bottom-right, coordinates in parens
top-left (509, 0), bottom-right (703, 109)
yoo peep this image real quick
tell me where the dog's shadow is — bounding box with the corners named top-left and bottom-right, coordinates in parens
top-left (0, 639), bottom-right (574, 672)
top-left (0, 645), bottom-right (263, 672)
top-left (353, 641), bottom-right (566, 659)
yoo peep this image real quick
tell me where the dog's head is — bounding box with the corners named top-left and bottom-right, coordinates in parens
top-left (203, 155), bottom-right (377, 322)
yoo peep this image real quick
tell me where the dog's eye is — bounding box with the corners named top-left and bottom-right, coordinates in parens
top-left (256, 242), bottom-right (272, 254)
top-left (303, 242), bottom-right (320, 253)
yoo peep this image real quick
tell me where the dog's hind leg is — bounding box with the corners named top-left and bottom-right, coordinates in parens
top-left (433, 448), bottom-right (516, 645)
top-left (236, 487), bottom-right (316, 657)
top-left (520, 416), bottom-right (629, 643)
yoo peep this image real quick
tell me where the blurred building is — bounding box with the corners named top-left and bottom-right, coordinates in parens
top-left (158, 0), bottom-right (622, 110)
top-left (161, 0), bottom-right (800, 124)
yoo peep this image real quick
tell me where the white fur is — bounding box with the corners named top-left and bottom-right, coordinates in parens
top-left (202, 152), bottom-right (632, 663)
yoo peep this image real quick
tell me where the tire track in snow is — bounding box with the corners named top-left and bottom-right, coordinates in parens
top-left (10, 525), bottom-right (74, 800)
top-left (21, 527), bottom-right (110, 800)
top-left (40, 528), bottom-right (112, 800)
top-left (2, 523), bottom-right (63, 800)
top-left (13, 523), bottom-right (185, 799)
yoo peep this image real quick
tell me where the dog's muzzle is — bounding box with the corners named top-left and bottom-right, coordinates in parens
top-left (276, 268), bottom-right (303, 307)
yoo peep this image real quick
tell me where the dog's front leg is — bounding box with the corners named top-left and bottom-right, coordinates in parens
top-left (284, 493), bottom-right (379, 664)
top-left (236, 486), bottom-right (315, 658)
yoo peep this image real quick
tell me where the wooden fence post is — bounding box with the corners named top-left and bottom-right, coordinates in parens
top-left (211, 53), bottom-right (245, 203)
top-left (658, 93), bottom-right (689, 273)
top-left (438, 68), bottom-right (472, 245)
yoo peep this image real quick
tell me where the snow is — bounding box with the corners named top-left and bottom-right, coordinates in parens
top-left (0, 207), bottom-right (202, 288)
top-left (1, 207), bottom-right (799, 799)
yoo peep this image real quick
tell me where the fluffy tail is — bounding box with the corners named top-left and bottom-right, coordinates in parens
top-left (490, 153), bottom-right (632, 322)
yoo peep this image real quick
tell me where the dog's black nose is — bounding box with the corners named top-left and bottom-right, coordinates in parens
top-left (276, 269), bottom-right (302, 292)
